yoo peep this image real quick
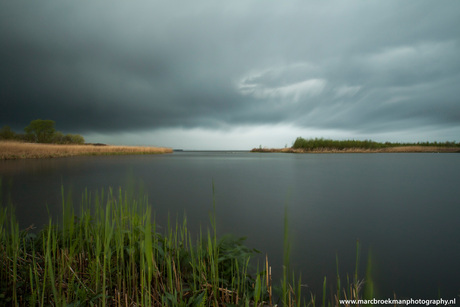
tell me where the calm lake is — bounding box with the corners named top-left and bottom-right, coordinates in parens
top-left (1, 152), bottom-right (459, 299)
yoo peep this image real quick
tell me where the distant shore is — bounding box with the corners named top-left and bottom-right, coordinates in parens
top-left (0, 141), bottom-right (172, 160)
top-left (251, 146), bottom-right (460, 153)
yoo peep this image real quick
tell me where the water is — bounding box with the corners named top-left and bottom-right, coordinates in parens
top-left (1, 152), bottom-right (459, 299)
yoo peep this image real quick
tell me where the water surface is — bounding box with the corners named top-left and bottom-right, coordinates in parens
top-left (1, 152), bottom-right (459, 299)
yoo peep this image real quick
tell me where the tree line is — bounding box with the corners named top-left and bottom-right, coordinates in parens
top-left (292, 137), bottom-right (460, 150)
top-left (0, 119), bottom-right (85, 144)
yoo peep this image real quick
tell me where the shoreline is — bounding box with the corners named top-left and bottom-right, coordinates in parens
top-left (2, 141), bottom-right (459, 160)
top-left (251, 146), bottom-right (460, 153)
top-left (0, 141), bottom-right (173, 160)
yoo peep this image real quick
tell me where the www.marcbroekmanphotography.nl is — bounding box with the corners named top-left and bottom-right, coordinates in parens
top-left (339, 298), bottom-right (456, 306)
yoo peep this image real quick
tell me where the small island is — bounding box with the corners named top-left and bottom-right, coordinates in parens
top-left (252, 137), bottom-right (460, 153)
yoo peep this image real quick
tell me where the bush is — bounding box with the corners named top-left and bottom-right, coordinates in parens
top-left (24, 119), bottom-right (56, 143)
top-left (292, 137), bottom-right (460, 150)
top-left (292, 137), bottom-right (386, 150)
top-left (0, 126), bottom-right (16, 140)
top-left (65, 134), bottom-right (85, 144)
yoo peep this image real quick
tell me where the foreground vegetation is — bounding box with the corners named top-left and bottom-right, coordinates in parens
top-left (0, 141), bottom-right (172, 160)
top-left (252, 137), bottom-right (460, 153)
top-left (0, 186), bottom-right (373, 306)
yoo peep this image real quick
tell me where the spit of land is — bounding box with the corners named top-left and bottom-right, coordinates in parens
top-left (0, 141), bottom-right (172, 160)
top-left (251, 146), bottom-right (460, 153)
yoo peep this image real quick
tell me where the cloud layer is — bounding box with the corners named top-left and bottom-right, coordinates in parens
top-left (1, 1), bottom-right (459, 147)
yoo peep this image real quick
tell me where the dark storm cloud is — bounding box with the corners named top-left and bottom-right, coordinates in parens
top-left (1, 1), bottom-right (459, 137)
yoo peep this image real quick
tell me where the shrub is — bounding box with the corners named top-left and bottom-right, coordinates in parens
top-left (24, 119), bottom-right (56, 143)
top-left (0, 125), bottom-right (16, 140)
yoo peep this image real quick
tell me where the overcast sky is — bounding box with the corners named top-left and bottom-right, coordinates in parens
top-left (1, 1), bottom-right (459, 149)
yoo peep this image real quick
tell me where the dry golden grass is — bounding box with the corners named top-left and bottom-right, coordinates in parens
top-left (0, 141), bottom-right (172, 160)
top-left (251, 146), bottom-right (460, 154)
top-left (379, 146), bottom-right (460, 153)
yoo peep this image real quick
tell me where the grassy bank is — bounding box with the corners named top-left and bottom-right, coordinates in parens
top-left (252, 137), bottom-right (460, 153)
top-left (0, 186), bottom-right (372, 306)
top-left (0, 141), bottom-right (172, 160)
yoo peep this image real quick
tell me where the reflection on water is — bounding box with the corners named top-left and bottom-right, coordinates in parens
top-left (1, 152), bottom-right (459, 299)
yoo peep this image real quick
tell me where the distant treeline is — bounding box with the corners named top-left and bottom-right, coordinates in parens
top-left (292, 137), bottom-right (460, 150)
top-left (0, 119), bottom-right (84, 144)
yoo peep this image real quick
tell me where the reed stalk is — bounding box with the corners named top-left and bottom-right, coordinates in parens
top-left (0, 183), bottom-right (375, 306)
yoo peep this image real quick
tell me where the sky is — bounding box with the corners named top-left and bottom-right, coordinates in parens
top-left (1, 1), bottom-right (460, 150)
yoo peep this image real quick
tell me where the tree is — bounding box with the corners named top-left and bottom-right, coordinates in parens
top-left (66, 134), bottom-right (85, 144)
top-left (52, 131), bottom-right (65, 144)
top-left (24, 119), bottom-right (56, 143)
top-left (0, 125), bottom-right (16, 140)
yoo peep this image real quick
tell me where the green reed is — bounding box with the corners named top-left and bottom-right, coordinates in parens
top-left (0, 184), bottom-right (374, 306)
top-left (0, 186), bottom-right (274, 306)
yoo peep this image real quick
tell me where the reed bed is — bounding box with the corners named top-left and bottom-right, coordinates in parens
top-left (0, 141), bottom-right (172, 160)
top-left (0, 187), bottom-right (272, 306)
top-left (0, 185), bottom-right (370, 306)
top-left (285, 137), bottom-right (460, 153)
top-left (253, 137), bottom-right (460, 153)
top-left (379, 146), bottom-right (460, 153)
top-left (252, 146), bottom-right (460, 153)
top-left (291, 137), bottom-right (460, 150)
